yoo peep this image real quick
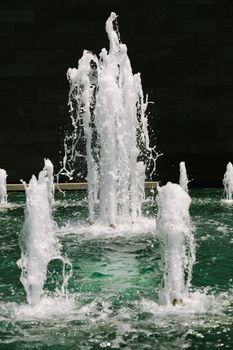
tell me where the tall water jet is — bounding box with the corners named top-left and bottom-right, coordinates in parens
top-left (17, 169), bottom-right (71, 306)
top-left (156, 182), bottom-right (195, 305)
top-left (0, 169), bottom-right (7, 205)
top-left (60, 12), bottom-right (156, 225)
top-left (223, 162), bottom-right (233, 202)
top-left (179, 161), bottom-right (188, 192)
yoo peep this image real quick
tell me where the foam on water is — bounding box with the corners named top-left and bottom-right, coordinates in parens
top-left (57, 216), bottom-right (156, 240)
top-left (0, 286), bottom-right (227, 322)
top-left (140, 291), bottom-right (210, 316)
top-left (0, 202), bottom-right (21, 211)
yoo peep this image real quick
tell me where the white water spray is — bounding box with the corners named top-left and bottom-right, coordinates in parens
top-left (60, 12), bottom-right (156, 225)
top-left (43, 158), bottom-right (55, 206)
top-left (156, 182), bottom-right (195, 305)
top-left (179, 161), bottom-right (188, 192)
top-left (17, 169), bottom-right (71, 306)
top-left (0, 169), bottom-right (7, 204)
top-left (223, 162), bottom-right (233, 201)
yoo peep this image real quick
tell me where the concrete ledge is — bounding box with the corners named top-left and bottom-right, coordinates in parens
top-left (6, 182), bottom-right (157, 192)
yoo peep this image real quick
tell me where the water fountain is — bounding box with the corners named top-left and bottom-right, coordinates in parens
top-left (0, 11), bottom-right (231, 348)
top-left (17, 168), bottom-right (71, 306)
top-left (179, 161), bottom-right (188, 192)
top-left (0, 168), bottom-right (7, 205)
top-left (60, 12), bottom-right (156, 225)
top-left (43, 158), bottom-right (55, 206)
top-left (222, 162), bottom-right (233, 203)
top-left (156, 182), bottom-right (195, 305)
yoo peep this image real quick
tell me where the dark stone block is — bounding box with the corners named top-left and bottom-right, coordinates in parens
top-left (217, 61), bottom-right (233, 73)
top-left (176, 19), bottom-right (216, 32)
top-left (176, 73), bottom-right (216, 86)
top-left (196, 86), bottom-right (219, 100)
top-left (175, 59), bottom-right (216, 73)
top-left (0, 130), bottom-right (58, 143)
top-left (17, 90), bottom-right (36, 103)
top-left (135, 47), bottom-right (179, 60)
top-left (0, 50), bottom-right (15, 63)
top-left (195, 32), bottom-right (216, 46)
top-left (135, 5), bottom-right (177, 20)
top-left (56, 22), bottom-right (97, 36)
top-left (195, 5), bottom-right (215, 18)
top-left (177, 100), bottom-right (216, 113)
top-left (218, 87), bottom-right (233, 100)
top-left (15, 23), bottom-right (55, 36)
top-left (176, 0), bottom-right (215, 4)
top-left (217, 19), bottom-right (233, 31)
top-left (0, 23), bottom-right (14, 36)
top-left (0, 64), bottom-right (35, 77)
top-left (0, 37), bottom-right (12, 49)
top-left (60, 0), bottom-right (135, 8)
top-left (10, 36), bottom-right (34, 49)
top-left (136, 32), bottom-right (195, 47)
top-left (217, 73), bottom-right (233, 86)
top-left (0, 89), bottom-right (16, 103)
top-left (217, 46), bottom-right (233, 58)
top-left (178, 46), bottom-right (216, 59)
top-left (0, 10), bottom-right (34, 23)
top-left (176, 87), bottom-right (200, 100)
top-left (216, 101), bottom-right (233, 113)
top-left (217, 32), bottom-right (233, 45)
top-left (35, 63), bottom-right (57, 76)
top-left (16, 50), bottom-right (54, 63)
top-left (37, 89), bottom-right (66, 103)
top-left (136, 19), bottom-right (176, 34)
top-left (216, 4), bottom-right (233, 18)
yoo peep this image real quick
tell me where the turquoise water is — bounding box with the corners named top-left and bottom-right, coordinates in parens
top-left (0, 189), bottom-right (233, 349)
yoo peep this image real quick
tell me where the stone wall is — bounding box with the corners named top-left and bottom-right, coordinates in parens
top-left (0, 0), bottom-right (232, 186)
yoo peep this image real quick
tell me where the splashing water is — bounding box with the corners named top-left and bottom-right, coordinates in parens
top-left (17, 169), bottom-right (72, 306)
top-left (0, 168), bottom-right (7, 204)
top-left (156, 182), bottom-right (195, 305)
top-left (179, 161), bottom-right (189, 192)
top-left (222, 162), bottom-right (233, 201)
top-left (43, 158), bottom-right (55, 205)
top-left (59, 12), bottom-right (157, 225)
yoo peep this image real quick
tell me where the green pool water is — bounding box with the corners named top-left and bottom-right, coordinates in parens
top-left (0, 189), bottom-right (233, 350)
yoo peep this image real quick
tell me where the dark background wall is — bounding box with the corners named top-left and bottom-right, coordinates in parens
top-left (0, 0), bottom-right (232, 187)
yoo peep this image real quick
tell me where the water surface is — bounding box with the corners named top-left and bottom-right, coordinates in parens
top-left (0, 189), bottom-right (233, 349)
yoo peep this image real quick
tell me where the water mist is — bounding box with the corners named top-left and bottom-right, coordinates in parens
top-left (156, 182), bottom-right (195, 305)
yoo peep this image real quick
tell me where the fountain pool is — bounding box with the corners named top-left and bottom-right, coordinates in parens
top-left (0, 188), bottom-right (233, 349)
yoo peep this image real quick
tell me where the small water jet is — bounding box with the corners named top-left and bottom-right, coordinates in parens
top-left (156, 182), bottom-right (195, 306)
top-left (43, 158), bottom-right (55, 206)
top-left (222, 162), bottom-right (233, 204)
top-left (0, 168), bottom-right (7, 205)
top-left (179, 161), bottom-right (188, 192)
top-left (17, 168), bottom-right (71, 306)
top-left (60, 12), bottom-right (156, 225)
